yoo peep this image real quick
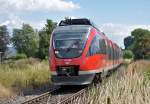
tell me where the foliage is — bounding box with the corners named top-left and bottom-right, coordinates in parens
top-left (38, 30), bottom-right (49, 59)
top-left (124, 28), bottom-right (150, 60)
top-left (38, 19), bottom-right (57, 59)
top-left (131, 28), bottom-right (150, 59)
top-left (124, 36), bottom-right (134, 49)
top-left (12, 24), bottom-right (39, 57)
top-left (15, 53), bottom-right (27, 60)
top-left (145, 52), bottom-right (150, 60)
top-left (0, 25), bottom-right (10, 57)
top-left (123, 50), bottom-right (134, 59)
top-left (45, 19), bottom-right (57, 35)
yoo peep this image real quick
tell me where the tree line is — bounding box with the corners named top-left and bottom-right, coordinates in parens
top-left (0, 19), bottom-right (56, 60)
top-left (124, 28), bottom-right (150, 59)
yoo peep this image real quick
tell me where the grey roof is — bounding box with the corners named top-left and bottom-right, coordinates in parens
top-left (53, 25), bottom-right (92, 33)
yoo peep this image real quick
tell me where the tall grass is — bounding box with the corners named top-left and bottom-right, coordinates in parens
top-left (0, 58), bottom-right (50, 98)
top-left (0, 84), bottom-right (14, 98)
top-left (75, 60), bottom-right (150, 104)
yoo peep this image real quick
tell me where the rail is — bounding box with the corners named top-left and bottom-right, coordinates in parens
top-left (59, 88), bottom-right (87, 104)
top-left (21, 87), bottom-right (60, 104)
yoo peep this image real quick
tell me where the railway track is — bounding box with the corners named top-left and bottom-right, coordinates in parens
top-left (21, 85), bottom-right (87, 104)
top-left (58, 88), bottom-right (87, 104)
top-left (20, 81), bottom-right (103, 104)
top-left (21, 86), bottom-right (60, 104)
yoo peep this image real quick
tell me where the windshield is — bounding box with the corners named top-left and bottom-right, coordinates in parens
top-left (53, 31), bottom-right (88, 58)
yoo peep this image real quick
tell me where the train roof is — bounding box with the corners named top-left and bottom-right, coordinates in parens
top-left (59, 18), bottom-right (95, 26)
top-left (58, 18), bottom-right (100, 31)
top-left (53, 25), bottom-right (92, 33)
top-left (55, 18), bottom-right (121, 49)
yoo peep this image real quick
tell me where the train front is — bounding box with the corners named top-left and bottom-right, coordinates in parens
top-left (49, 25), bottom-right (95, 85)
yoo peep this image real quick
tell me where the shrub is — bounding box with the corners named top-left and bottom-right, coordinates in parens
top-left (145, 53), bottom-right (150, 60)
top-left (15, 53), bottom-right (27, 60)
top-left (123, 50), bottom-right (134, 59)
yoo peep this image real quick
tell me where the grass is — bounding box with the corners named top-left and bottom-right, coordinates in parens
top-left (73, 60), bottom-right (150, 104)
top-left (0, 84), bottom-right (14, 98)
top-left (0, 58), bottom-right (50, 98)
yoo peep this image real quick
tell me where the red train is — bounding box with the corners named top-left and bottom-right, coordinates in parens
top-left (49, 18), bottom-right (123, 85)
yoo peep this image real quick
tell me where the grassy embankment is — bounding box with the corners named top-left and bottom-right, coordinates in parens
top-left (0, 58), bottom-right (50, 98)
top-left (75, 60), bottom-right (150, 104)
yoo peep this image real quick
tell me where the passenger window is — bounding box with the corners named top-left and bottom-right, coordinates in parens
top-left (88, 35), bottom-right (100, 56)
top-left (111, 47), bottom-right (114, 60)
top-left (107, 43), bottom-right (112, 60)
top-left (87, 35), bottom-right (107, 56)
top-left (99, 39), bottom-right (106, 54)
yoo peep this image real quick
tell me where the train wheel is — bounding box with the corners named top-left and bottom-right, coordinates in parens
top-left (93, 73), bottom-right (102, 85)
top-left (106, 70), bottom-right (112, 77)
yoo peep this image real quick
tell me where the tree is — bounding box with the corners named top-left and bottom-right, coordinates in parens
top-left (0, 25), bottom-right (10, 58)
top-left (131, 28), bottom-right (150, 59)
top-left (123, 50), bottom-right (134, 59)
top-left (124, 36), bottom-right (134, 49)
top-left (45, 19), bottom-right (57, 36)
top-left (12, 24), bottom-right (39, 57)
top-left (38, 19), bottom-right (57, 59)
top-left (38, 30), bottom-right (49, 59)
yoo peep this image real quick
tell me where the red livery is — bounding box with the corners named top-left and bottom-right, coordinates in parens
top-left (49, 18), bottom-right (123, 85)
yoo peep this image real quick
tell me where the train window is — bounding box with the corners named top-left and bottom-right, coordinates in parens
top-left (115, 48), bottom-right (117, 60)
top-left (87, 36), bottom-right (100, 56)
top-left (87, 35), bottom-right (107, 56)
top-left (110, 47), bottom-right (115, 60)
top-left (99, 39), bottom-right (106, 54)
top-left (53, 31), bottom-right (88, 59)
top-left (105, 41), bottom-right (109, 59)
top-left (117, 49), bottom-right (119, 59)
top-left (107, 44), bottom-right (111, 60)
top-left (114, 48), bottom-right (116, 60)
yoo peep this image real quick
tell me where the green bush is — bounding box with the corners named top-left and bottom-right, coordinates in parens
top-left (15, 53), bottom-right (27, 60)
top-left (123, 50), bottom-right (134, 59)
top-left (145, 54), bottom-right (150, 60)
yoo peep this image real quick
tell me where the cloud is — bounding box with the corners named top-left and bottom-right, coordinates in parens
top-left (100, 23), bottom-right (150, 36)
top-left (0, 0), bottom-right (80, 13)
top-left (100, 23), bottom-right (131, 36)
top-left (0, 14), bottom-right (46, 32)
top-left (99, 23), bottom-right (150, 48)
top-left (0, 21), bottom-right (10, 26)
top-left (28, 20), bottom-right (46, 30)
top-left (0, 14), bottom-right (23, 32)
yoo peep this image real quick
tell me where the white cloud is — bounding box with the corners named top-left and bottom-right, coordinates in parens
top-left (0, 0), bottom-right (79, 13)
top-left (100, 23), bottom-right (131, 36)
top-left (99, 23), bottom-right (150, 48)
top-left (0, 14), bottom-right (46, 32)
top-left (0, 14), bottom-right (23, 31)
top-left (0, 20), bottom-right (10, 26)
top-left (28, 20), bottom-right (46, 30)
top-left (100, 23), bottom-right (150, 36)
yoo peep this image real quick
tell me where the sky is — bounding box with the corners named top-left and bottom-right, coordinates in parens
top-left (0, 0), bottom-right (150, 48)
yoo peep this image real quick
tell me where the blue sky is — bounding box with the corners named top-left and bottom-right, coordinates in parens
top-left (0, 0), bottom-right (150, 48)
